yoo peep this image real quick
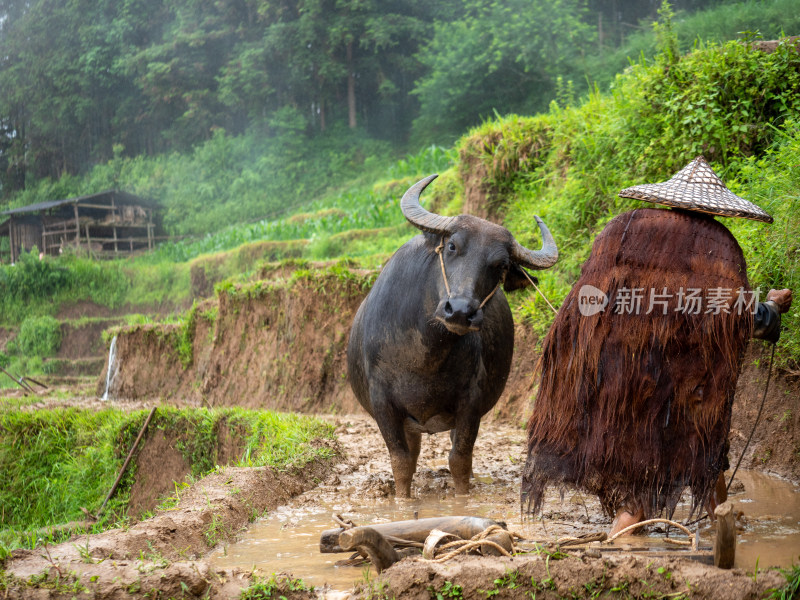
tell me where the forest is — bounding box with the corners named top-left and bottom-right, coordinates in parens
top-left (1, 0), bottom-right (799, 206)
top-left (0, 0), bottom-right (799, 372)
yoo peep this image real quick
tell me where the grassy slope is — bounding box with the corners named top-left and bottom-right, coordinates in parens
top-left (464, 38), bottom-right (800, 367)
top-left (0, 404), bottom-right (334, 558)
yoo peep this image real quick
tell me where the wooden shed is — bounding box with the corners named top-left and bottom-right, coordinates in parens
top-left (0, 190), bottom-right (159, 263)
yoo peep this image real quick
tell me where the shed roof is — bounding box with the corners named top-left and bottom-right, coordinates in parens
top-left (1, 190), bottom-right (156, 216)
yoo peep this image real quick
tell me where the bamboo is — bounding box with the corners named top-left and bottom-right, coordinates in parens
top-left (0, 367), bottom-right (35, 393)
top-left (97, 406), bottom-right (157, 517)
top-left (23, 376), bottom-right (48, 390)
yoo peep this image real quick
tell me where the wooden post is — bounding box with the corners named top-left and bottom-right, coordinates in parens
top-left (714, 501), bottom-right (736, 569)
top-left (97, 407), bottom-right (157, 517)
top-left (41, 212), bottom-right (47, 256)
top-left (73, 204), bottom-right (80, 250)
top-left (112, 195), bottom-right (118, 253)
top-left (147, 212), bottom-right (153, 251)
top-left (9, 219), bottom-right (16, 263)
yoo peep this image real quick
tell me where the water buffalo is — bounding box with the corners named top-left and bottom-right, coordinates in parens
top-left (347, 174), bottom-right (558, 496)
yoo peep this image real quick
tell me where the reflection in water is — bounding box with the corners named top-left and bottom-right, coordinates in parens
top-left (209, 469), bottom-right (800, 590)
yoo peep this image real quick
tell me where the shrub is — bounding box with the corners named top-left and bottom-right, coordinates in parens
top-left (17, 316), bottom-right (62, 357)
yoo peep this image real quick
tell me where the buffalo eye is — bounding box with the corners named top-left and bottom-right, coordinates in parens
top-left (448, 241), bottom-right (456, 253)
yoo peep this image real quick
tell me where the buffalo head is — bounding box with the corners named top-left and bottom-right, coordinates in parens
top-left (402, 174), bottom-right (558, 336)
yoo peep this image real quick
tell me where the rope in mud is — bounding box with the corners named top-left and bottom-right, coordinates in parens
top-left (333, 514), bottom-right (356, 530)
top-left (517, 520), bottom-right (696, 552)
top-left (550, 532), bottom-right (607, 547)
top-left (603, 518), bottom-right (697, 551)
top-left (727, 342), bottom-right (775, 493)
top-left (423, 525), bottom-right (516, 563)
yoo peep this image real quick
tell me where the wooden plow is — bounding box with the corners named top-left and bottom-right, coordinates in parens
top-left (320, 504), bottom-right (738, 572)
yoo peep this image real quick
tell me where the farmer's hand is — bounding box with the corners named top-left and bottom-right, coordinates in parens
top-left (766, 288), bottom-right (792, 314)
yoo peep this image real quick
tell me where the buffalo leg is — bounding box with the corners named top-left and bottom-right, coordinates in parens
top-left (450, 429), bottom-right (474, 478)
top-left (405, 423), bottom-right (422, 476)
top-left (449, 416), bottom-right (480, 495)
top-left (372, 391), bottom-right (416, 497)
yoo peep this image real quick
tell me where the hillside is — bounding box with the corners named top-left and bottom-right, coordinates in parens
top-left (1, 26), bottom-right (800, 599)
top-left (3, 30), bottom-right (798, 385)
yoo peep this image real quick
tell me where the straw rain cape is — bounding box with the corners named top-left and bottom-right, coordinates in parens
top-left (522, 208), bottom-right (753, 519)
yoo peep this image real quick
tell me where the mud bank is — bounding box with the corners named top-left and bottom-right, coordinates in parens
top-left (377, 554), bottom-right (785, 600)
top-left (100, 266), bottom-right (374, 412)
top-left (99, 263), bottom-right (800, 482)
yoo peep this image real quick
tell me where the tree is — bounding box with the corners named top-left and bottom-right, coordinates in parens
top-left (0, 0), bottom-right (163, 192)
top-left (222, 0), bottom-right (436, 140)
top-left (411, 0), bottom-right (596, 145)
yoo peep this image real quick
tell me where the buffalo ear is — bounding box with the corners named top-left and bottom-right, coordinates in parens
top-left (504, 264), bottom-right (537, 292)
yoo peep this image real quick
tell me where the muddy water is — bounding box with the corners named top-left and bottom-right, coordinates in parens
top-left (729, 470), bottom-right (800, 571)
top-left (210, 478), bottom-right (530, 590)
top-left (209, 417), bottom-right (800, 590)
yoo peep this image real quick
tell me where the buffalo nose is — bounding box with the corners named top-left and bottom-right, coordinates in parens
top-left (442, 297), bottom-right (481, 329)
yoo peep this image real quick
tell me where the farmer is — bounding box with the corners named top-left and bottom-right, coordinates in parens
top-left (521, 156), bottom-right (793, 535)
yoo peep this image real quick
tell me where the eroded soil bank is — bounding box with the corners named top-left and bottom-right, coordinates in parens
top-left (99, 264), bottom-right (800, 484)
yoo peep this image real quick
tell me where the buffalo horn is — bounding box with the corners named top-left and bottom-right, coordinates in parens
top-left (400, 174), bottom-right (457, 235)
top-left (511, 216), bottom-right (558, 269)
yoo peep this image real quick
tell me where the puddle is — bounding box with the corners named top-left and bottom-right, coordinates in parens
top-left (211, 468), bottom-right (800, 590)
top-left (727, 470), bottom-right (800, 571)
top-left (210, 416), bottom-right (800, 591)
top-left (210, 475), bottom-right (546, 590)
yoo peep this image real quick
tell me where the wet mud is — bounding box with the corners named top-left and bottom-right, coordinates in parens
top-left (2, 406), bottom-right (798, 599)
top-left (212, 415), bottom-right (800, 595)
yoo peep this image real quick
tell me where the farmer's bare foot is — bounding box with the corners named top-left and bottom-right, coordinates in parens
top-left (609, 509), bottom-right (645, 537)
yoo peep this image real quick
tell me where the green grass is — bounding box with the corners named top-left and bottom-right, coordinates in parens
top-left (585, 0), bottom-right (800, 93)
top-left (0, 251), bottom-right (130, 326)
top-left (767, 562), bottom-right (800, 599)
top-left (0, 404), bottom-right (335, 559)
top-left (480, 38), bottom-right (800, 365)
top-left (240, 574), bottom-right (313, 599)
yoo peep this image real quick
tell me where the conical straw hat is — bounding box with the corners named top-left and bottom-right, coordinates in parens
top-left (618, 156), bottom-right (773, 223)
